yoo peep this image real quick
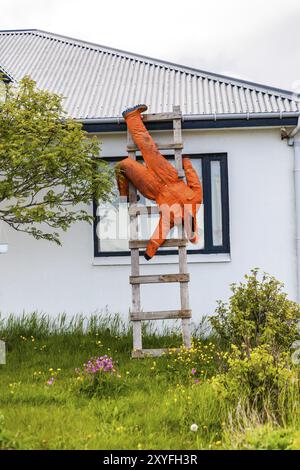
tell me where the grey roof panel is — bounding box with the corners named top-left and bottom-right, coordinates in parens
top-left (0, 29), bottom-right (299, 119)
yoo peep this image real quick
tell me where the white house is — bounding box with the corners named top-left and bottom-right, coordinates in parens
top-left (0, 29), bottom-right (300, 322)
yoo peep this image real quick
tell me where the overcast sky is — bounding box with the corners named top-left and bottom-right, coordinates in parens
top-left (1, 0), bottom-right (300, 92)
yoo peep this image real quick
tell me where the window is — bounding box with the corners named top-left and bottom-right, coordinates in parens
top-left (93, 153), bottom-right (230, 257)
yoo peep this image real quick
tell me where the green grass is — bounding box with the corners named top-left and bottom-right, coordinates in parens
top-left (0, 313), bottom-right (299, 450)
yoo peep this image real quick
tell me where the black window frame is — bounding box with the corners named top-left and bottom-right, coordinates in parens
top-left (93, 152), bottom-right (230, 257)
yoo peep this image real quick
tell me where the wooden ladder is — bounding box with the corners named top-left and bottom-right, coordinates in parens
top-left (127, 105), bottom-right (192, 358)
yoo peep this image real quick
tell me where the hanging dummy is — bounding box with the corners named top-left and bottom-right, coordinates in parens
top-left (116, 104), bottom-right (203, 260)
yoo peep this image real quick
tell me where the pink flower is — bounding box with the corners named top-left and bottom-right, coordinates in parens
top-left (194, 379), bottom-right (200, 384)
top-left (82, 355), bottom-right (115, 375)
top-left (46, 377), bottom-right (55, 386)
top-left (191, 368), bottom-right (196, 375)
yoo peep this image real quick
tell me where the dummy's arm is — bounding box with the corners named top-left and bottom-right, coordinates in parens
top-left (183, 157), bottom-right (203, 201)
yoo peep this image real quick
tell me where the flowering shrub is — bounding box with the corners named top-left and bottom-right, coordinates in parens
top-left (208, 270), bottom-right (300, 422)
top-left (84, 356), bottom-right (115, 374)
top-left (211, 269), bottom-right (300, 355)
top-left (75, 355), bottom-right (124, 397)
top-left (211, 345), bottom-right (300, 421)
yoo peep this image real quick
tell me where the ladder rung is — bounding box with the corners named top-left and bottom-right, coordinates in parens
top-left (130, 309), bottom-right (192, 321)
top-left (127, 142), bottom-right (183, 152)
top-left (132, 348), bottom-right (181, 358)
top-left (130, 273), bottom-right (189, 284)
top-left (128, 205), bottom-right (160, 216)
top-left (141, 112), bottom-right (182, 122)
top-left (129, 238), bottom-right (188, 249)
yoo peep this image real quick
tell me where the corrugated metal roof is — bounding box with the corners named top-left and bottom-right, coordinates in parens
top-left (0, 29), bottom-right (299, 120)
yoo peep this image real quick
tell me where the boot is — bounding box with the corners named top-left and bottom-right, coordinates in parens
top-left (122, 104), bottom-right (148, 119)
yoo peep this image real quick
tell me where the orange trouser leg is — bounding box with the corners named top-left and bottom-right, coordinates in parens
top-left (145, 209), bottom-right (176, 259)
top-left (115, 157), bottom-right (161, 201)
top-left (125, 111), bottom-right (178, 185)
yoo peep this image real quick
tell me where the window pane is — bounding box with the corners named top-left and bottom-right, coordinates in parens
top-left (211, 160), bottom-right (223, 246)
top-left (97, 165), bottom-right (129, 252)
top-left (97, 198), bottom-right (129, 252)
top-left (186, 158), bottom-right (204, 251)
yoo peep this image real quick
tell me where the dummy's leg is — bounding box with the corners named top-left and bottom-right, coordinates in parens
top-left (115, 157), bottom-right (160, 201)
top-left (145, 210), bottom-right (175, 259)
top-left (122, 105), bottom-right (178, 185)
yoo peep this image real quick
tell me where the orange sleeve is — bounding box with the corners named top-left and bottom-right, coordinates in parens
top-left (183, 157), bottom-right (202, 200)
top-left (115, 162), bottom-right (129, 197)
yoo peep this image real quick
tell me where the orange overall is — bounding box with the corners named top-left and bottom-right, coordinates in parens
top-left (116, 107), bottom-right (203, 259)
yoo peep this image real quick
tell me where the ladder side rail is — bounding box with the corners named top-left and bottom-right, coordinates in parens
top-left (179, 245), bottom-right (191, 349)
top-left (127, 131), bottom-right (142, 352)
top-left (174, 105), bottom-right (191, 348)
top-left (172, 105), bottom-right (185, 179)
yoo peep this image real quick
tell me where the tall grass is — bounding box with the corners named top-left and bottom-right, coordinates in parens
top-left (0, 311), bottom-right (211, 347)
top-left (0, 312), bottom-right (128, 339)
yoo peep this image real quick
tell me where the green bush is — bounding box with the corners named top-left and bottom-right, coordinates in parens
top-left (210, 269), bottom-right (300, 355)
top-left (211, 345), bottom-right (300, 420)
top-left (210, 270), bottom-right (300, 425)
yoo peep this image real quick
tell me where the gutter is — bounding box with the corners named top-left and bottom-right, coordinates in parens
top-left (79, 111), bottom-right (300, 125)
top-left (287, 116), bottom-right (300, 302)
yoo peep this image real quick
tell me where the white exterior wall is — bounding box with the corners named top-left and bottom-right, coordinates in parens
top-left (0, 127), bottom-right (297, 322)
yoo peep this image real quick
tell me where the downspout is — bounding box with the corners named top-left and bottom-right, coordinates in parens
top-left (288, 116), bottom-right (300, 302)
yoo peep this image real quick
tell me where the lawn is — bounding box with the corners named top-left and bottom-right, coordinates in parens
top-left (0, 313), bottom-right (299, 450)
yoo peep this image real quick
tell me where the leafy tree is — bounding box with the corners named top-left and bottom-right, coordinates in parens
top-left (0, 76), bottom-right (114, 244)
